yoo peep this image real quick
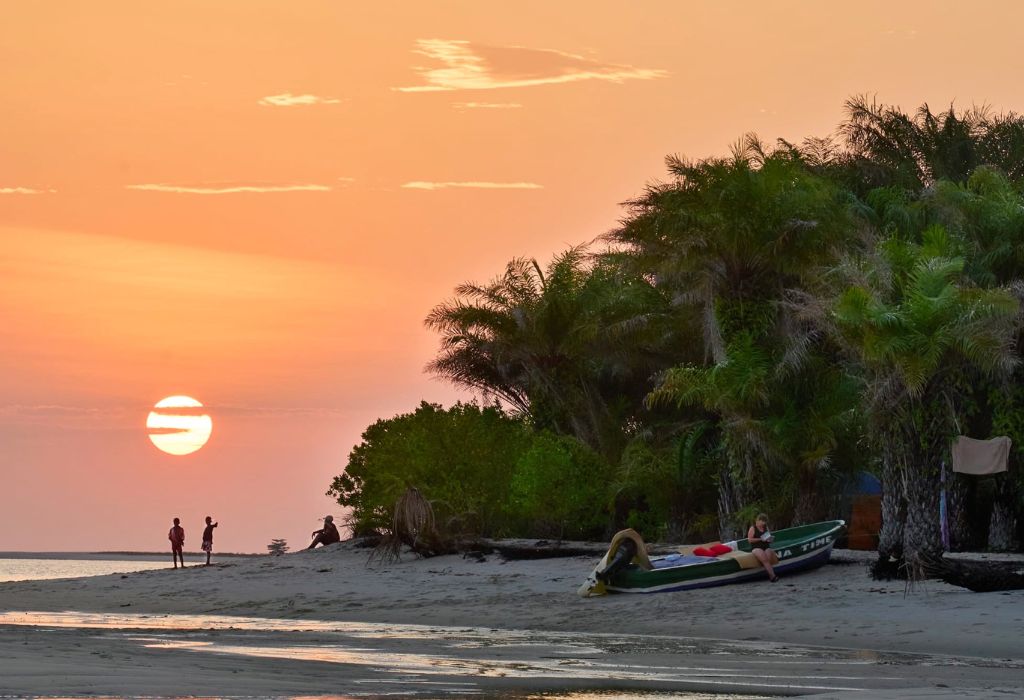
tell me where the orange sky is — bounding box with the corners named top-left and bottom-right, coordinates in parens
top-left (4, 1), bottom-right (1024, 552)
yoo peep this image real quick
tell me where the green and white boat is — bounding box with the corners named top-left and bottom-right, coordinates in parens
top-left (579, 520), bottom-right (846, 596)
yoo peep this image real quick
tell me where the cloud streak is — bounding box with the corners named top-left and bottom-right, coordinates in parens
top-left (395, 39), bottom-right (667, 92)
top-left (1, 187), bottom-right (55, 194)
top-left (147, 426), bottom-right (193, 435)
top-left (258, 93), bottom-right (342, 107)
top-left (401, 181), bottom-right (543, 191)
top-left (453, 101), bottom-right (523, 110)
top-left (126, 183), bottom-right (332, 194)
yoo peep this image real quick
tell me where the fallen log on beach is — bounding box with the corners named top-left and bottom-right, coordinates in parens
top-left (485, 539), bottom-right (608, 559)
top-left (349, 533), bottom-right (691, 561)
top-left (348, 535), bottom-right (613, 559)
top-left (931, 556), bottom-right (1024, 592)
top-left (872, 552), bottom-right (1024, 591)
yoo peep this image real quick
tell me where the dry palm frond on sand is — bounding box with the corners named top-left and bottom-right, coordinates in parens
top-left (371, 487), bottom-right (444, 563)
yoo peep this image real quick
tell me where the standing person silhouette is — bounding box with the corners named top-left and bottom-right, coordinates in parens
top-left (168, 517), bottom-right (185, 569)
top-left (201, 516), bottom-right (218, 566)
top-left (748, 513), bottom-right (779, 582)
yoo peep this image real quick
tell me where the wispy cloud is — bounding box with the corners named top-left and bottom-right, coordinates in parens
top-left (147, 426), bottom-right (193, 435)
top-left (395, 39), bottom-right (667, 93)
top-left (453, 102), bottom-right (523, 110)
top-left (402, 181), bottom-right (543, 191)
top-left (0, 404), bottom-right (103, 418)
top-left (126, 183), bottom-right (332, 194)
top-left (258, 93), bottom-right (342, 107)
top-left (1, 187), bottom-right (55, 194)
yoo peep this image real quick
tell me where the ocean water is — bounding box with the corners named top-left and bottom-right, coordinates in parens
top-left (0, 556), bottom-right (172, 582)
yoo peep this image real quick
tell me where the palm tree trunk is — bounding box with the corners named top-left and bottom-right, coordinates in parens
top-left (987, 473), bottom-right (1019, 552)
top-left (901, 461), bottom-right (942, 572)
top-left (717, 468), bottom-right (743, 542)
top-left (793, 488), bottom-right (820, 525)
top-left (793, 466), bottom-right (825, 525)
top-left (945, 472), bottom-right (972, 551)
top-left (878, 456), bottom-right (905, 559)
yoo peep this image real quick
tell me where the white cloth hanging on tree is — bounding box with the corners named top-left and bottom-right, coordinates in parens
top-left (951, 436), bottom-right (1011, 475)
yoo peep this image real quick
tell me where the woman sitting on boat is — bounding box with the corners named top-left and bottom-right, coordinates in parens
top-left (748, 513), bottom-right (779, 582)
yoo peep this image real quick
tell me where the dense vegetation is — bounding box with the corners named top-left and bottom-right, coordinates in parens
top-left (327, 402), bottom-right (611, 540)
top-left (331, 98), bottom-right (1024, 567)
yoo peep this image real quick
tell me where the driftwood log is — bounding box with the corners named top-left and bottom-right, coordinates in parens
top-left (350, 535), bottom-right (612, 559)
top-left (484, 539), bottom-right (607, 560)
top-left (929, 556), bottom-right (1024, 592)
top-left (363, 536), bottom-right (682, 560)
top-left (873, 552), bottom-right (1024, 592)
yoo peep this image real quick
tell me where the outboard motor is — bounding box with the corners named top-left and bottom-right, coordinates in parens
top-left (596, 536), bottom-right (638, 583)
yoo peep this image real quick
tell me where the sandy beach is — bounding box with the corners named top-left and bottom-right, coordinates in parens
top-left (1, 543), bottom-right (1022, 699)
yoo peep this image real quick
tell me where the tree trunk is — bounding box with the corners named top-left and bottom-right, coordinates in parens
top-left (792, 489), bottom-right (820, 526)
top-left (988, 473), bottom-right (1019, 552)
top-left (717, 468), bottom-right (743, 542)
top-left (902, 461), bottom-right (942, 574)
top-left (878, 457), bottom-right (905, 560)
top-left (945, 472), bottom-right (973, 552)
top-left (792, 468), bottom-right (823, 525)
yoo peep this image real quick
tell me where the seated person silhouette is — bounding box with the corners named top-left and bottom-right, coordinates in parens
top-left (308, 515), bottom-right (341, 549)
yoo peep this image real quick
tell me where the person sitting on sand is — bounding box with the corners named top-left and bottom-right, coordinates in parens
top-left (308, 515), bottom-right (341, 549)
top-left (201, 516), bottom-right (218, 566)
top-left (748, 513), bottom-right (779, 582)
top-left (168, 517), bottom-right (185, 569)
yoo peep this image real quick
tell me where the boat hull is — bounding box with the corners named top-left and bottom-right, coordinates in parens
top-left (604, 520), bottom-right (845, 594)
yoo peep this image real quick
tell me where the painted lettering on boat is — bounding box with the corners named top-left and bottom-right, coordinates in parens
top-left (797, 535), bottom-right (833, 553)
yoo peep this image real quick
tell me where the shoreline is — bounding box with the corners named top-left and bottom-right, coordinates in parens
top-left (1, 542), bottom-right (1022, 698)
top-left (0, 550), bottom-right (258, 560)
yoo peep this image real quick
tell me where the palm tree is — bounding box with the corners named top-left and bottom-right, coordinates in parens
top-left (928, 167), bottom-right (1024, 287)
top-left (610, 139), bottom-right (861, 537)
top-left (832, 225), bottom-right (1019, 568)
top-left (425, 246), bottom-right (673, 463)
top-left (609, 138), bottom-right (854, 363)
top-left (828, 97), bottom-right (1024, 194)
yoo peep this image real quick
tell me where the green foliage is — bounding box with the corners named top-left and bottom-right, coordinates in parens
top-left (837, 97), bottom-right (1024, 192)
top-left (328, 402), bottom-right (533, 537)
top-left (989, 378), bottom-right (1024, 511)
top-left (610, 425), bottom-right (722, 542)
top-left (329, 402), bottom-right (616, 540)
top-left (509, 432), bottom-right (612, 539)
top-left (425, 246), bottom-right (681, 464)
top-left (833, 226), bottom-right (1018, 399)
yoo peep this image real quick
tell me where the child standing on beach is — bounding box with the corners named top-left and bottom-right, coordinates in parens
top-left (201, 516), bottom-right (218, 566)
top-left (168, 517), bottom-right (185, 569)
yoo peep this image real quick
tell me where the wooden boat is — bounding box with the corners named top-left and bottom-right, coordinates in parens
top-left (579, 520), bottom-right (846, 596)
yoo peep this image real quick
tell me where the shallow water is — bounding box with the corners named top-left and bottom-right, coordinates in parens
top-left (2, 691), bottom-right (770, 695)
top-left (0, 557), bottom-right (170, 582)
top-left (0, 611), bottom-right (913, 697)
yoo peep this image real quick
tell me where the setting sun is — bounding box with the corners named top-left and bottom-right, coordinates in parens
top-left (146, 396), bottom-right (213, 456)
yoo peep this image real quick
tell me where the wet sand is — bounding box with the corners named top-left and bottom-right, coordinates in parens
top-left (0, 543), bottom-right (1021, 698)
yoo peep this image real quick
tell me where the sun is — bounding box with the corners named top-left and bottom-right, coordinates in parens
top-left (147, 396), bottom-right (213, 456)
